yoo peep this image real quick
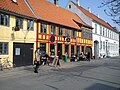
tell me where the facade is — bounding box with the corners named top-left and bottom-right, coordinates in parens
top-left (0, 0), bottom-right (93, 67)
top-left (26, 0), bottom-right (93, 59)
top-left (0, 0), bottom-right (37, 67)
top-left (119, 32), bottom-right (120, 54)
top-left (66, 1), bottom-right (119, 58)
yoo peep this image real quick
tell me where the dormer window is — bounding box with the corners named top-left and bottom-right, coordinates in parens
top-left (69, 5), bottom-right (71, 9)
top-left (12, 0), bottom-right (17, 3)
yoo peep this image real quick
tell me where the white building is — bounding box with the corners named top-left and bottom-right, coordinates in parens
top-left (66, 0), bottom-right (119, 58)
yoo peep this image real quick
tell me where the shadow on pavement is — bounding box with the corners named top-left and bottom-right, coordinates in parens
top-left (85, 83), bottom-right (120, 90)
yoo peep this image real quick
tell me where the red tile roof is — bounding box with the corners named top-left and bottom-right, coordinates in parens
top-left (27, 0), bottom-right (88, 29)
top-left (72, 2), bottom-right (115, 31)
top-left (0, 0), bottom-right (35, 18)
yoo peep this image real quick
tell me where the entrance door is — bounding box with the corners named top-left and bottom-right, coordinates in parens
top-left (76, 46), bottom-right (80, 57)
top-left (94, 41), bottom-right (99, 58)
top-left (58, 43), bottom-right (62, 59)
top-left (13, 43), bottom-right (33, 67)
top-left (65, 45), bottom-right (69, 57)
top-left (71, 45), bottom-right (74, 57)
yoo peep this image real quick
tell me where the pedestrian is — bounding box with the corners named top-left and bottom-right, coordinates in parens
top-left (44, 53), bottom-right (49, 65)
top-left (34, 48), bottom-right (41, 73)
top-left (87, 52), bottom-right (90, 61)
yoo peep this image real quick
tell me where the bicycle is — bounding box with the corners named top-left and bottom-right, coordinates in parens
top-left (0, 57), bottom-right (14, 71)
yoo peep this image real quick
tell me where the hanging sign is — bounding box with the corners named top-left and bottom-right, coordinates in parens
top-left (66, 37), bottom-right (71, 42)
top-left (50, 35), bottom-right (55, 42)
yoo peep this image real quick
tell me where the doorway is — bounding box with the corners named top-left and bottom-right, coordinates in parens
top-left (13, 43), bottom-right (33, 67)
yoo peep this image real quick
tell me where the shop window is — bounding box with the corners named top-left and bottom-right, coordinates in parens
top-left (71, 45), bottom-right (74, 56)
top-left (40, 43), bottom-right (46, 55)
top-left (81, 46), bottom-right (84, 53)
top-left (76, 46), bottom-right (80, 57)
top-left (0, 42), bottom-right (8, 55)
top-left (50, 44), bottom-right (55, 56)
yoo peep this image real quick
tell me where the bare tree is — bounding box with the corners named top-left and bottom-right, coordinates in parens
top-left (98, 0), bottom-right (120, 26)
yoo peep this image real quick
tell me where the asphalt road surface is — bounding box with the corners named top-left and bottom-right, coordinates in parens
top-left (0, 56), bottom-right (120, 90)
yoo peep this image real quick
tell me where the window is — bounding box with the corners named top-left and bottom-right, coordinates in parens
top-left (50, 44), bottom-right (55, 56)
top-left (95, 24), bottom-right (97, 33)
top-left (72, 30), bottom-right (76, 38)
top-left (108, 43), bottom-right (110, 50)
top-left (106, 29), bottom-right (107, 37)
top-left (40, 43), bottom-right (46, 55)
top-left (90, 30), bottom-right (92, 39)
top-left (85, 30), bottom-right (88, 38)
top-left (110, 31), bottom-right (111, 38)
top-left (0, 42), bottom-right (8, 55)
top-left (58, 27), bottom-right (63, 36)
top-left (27, 20), bottom-right (34, 30)
top-left (108, 30), bottom-right (109, 38)
top-left (103, 28), bottom-right (104, 36)
top-left (71, 45), bottom-right (74, 56)
top-left (100, 41), bottom-right (102, 49)
top-left (16, 17), bottom-right (23, 29)
top-left (100, 26), bottom-right (102, 35)
top-left (69, 5), bottom-right (71, 9)
top-left (51, 25), bottom-right (56, 35)
top-left (103, 41), bottom-right (105, 50)
top-left (82, 28), bottom-right (85, 38)
top-left (66, 29), bottom-right (70, 36)
top-left (0, 13), bottom-right (9, 26)
top-left (41, 23), bottom-right (47, 33)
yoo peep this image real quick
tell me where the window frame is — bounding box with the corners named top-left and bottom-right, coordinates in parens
top-left (50, 25), bottom-right (56, 35)
top-left (16, 17), bottom-right (23, 29)
top-left (41, 23), bottom-right (47, 33)
top-left (95, 23), bottom-right (97, 34)
top-left (58, 27), bottom-right (63, 36)
top-left (0, 13), bottom-right (9, 26)
top-left (0, 42), bottom-right (8, 55)
top-left (66, 29), bottom-right (70, 36)
top-left (27, 19), bottom-right (34, 31)
top-left (72, 30), bottom-right (76, 38)
top-left (50, 44), bottom-right (55, 56)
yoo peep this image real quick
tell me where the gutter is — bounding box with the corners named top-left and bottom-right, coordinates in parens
top-left (0, 9), bottom-right (37, 20)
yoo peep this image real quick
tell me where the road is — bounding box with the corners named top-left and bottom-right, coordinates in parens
top-left (0, 56), bottom-right (120, 90)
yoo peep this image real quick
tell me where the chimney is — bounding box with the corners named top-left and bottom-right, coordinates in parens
top-left (88, 7), bottom-right (91, 13)
top-left (54, 0), bottom-right (58, 6)
top-left (76, 0), bottom-right (80, 6)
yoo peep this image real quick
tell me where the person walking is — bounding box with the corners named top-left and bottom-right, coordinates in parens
top-left (34, 48), bottom-right (41, 73)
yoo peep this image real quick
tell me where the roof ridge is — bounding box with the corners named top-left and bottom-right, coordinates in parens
top-left (72, 1), bottom-right (114, 30)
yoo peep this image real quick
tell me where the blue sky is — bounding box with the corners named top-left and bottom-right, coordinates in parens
top-left (48, 0), bottom-right (120, 31)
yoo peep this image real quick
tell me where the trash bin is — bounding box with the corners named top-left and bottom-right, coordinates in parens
top-left (62, 55), bottom-right (68, 62)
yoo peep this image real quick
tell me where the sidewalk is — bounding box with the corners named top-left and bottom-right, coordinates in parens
top-left (0, 57), bottom-right (114, 78)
